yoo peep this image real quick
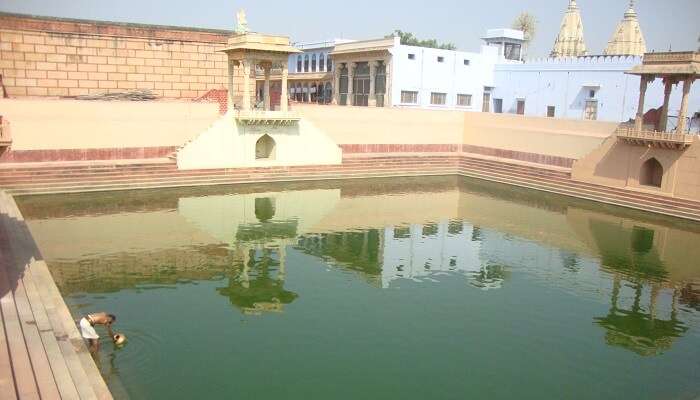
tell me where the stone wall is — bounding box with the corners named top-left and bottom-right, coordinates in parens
top-left (0, 13), bottom-right (236, 99)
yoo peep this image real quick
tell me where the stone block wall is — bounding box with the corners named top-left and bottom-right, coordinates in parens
top-left (0, 13), bottom-right (244, 99)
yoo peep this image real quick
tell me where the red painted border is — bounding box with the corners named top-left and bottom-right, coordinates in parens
top-left (340, 144), bottom-right (460, 154)
top-left (0, 146), bottom-right (177, 163)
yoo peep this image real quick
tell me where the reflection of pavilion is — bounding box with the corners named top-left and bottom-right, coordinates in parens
top-left (595, 274), bottom-right (687, 356)
top-left (217, 243), bottom-right (298, 315)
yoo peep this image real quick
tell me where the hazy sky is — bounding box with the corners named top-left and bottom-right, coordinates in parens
top-left (1, 0), bottom-right (698, 57)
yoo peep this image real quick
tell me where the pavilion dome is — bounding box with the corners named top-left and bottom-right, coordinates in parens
top-left (551, 0), bottom-right (588, 58)
top-left (604, 1), bottom-right (647, 56)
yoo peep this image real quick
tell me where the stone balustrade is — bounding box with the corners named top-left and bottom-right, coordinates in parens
top-left (615, 125), bottom-right (695, 149)
top-left (234, 110), bottom-right (300, 125)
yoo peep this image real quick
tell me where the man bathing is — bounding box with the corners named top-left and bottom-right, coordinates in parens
top-left (79, 312), bottom-right (126, 352)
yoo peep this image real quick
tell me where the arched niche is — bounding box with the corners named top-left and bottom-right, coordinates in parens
top-left (640, 157), bottom-right (663, 188)
top-left (255, 134), bottom-right (276, 160)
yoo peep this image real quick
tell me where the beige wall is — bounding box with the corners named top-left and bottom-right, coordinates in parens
top-left (297, 104), bottom-right (465, 144)
top-left (572, 136), bottom-right (700, 201)
top-left (0, 14), bottom-right (233, 99)
top-left (463, 112), bottom-right (618, 160)
top-left (0, 98), bottom-right (220, 150)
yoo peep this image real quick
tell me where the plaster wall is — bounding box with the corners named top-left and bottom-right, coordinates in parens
top-left (493, 56), bottom-right (700, 126)
top-left (391, 44), bottom-right (498, 111)
top-left (296, 104), bottom-right (464, 144)
top-left (175, 115), bottom-right (342, 170)
top-left (572, 137), bottom-right (700, 201)
top-left (463, 111), bottom-right (618, 160)
top-left (0, 98), bottom-right (220, 150)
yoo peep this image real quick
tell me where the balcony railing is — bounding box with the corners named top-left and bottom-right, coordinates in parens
top-left (234, 110), bottom-right (300, 125)
top-left (615, 126), bottom-right (696, 150)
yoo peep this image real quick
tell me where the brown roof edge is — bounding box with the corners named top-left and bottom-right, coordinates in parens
top-left (0, 11), bottom-right (234, 43)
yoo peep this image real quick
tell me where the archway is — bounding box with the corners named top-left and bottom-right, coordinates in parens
top-left (640, 158), bottom-right (663, 188)
top-left (255, 134), bottom-right (276, 160)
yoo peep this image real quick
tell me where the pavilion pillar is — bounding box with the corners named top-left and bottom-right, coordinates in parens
top-left (347, 62), bottom-right (355, 106)
top-left (677, 76), bottom-right (694, 134)
top-left (241, 59), bottom-right (252, 111)
top-left (369, 61), bottom-right (377, 107)
top-left (385, 58), bottom-right (392, 107)
top-left (280, 63), bottom-right (289, 112)
top-left (332, 64), bottom-right (341, 105)
top-left (227, 58), bottom-right (235, 113)
top-left (263, 65), bottom-right (271, 111)
top-left (659, 77), bottom-right (674, 132)
top-left (635, 75), bottom-right (651, 132)
top-left (278, 245), bottom-right (286, 282)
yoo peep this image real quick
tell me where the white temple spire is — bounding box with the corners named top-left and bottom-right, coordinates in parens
top-left (551, 0), bottom-right (588, 58)
top-left (604, 0), bottom-right (646, 56)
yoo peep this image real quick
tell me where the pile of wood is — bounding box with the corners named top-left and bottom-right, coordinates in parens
top-left (69, 89), bottom-right (158, 101)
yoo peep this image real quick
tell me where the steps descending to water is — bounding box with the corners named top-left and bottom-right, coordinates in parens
top-left (1, 155), bottom-right (700, 221)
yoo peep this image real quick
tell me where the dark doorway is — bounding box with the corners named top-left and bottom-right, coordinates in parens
top-left (516, 99), bottom-right (526, 115)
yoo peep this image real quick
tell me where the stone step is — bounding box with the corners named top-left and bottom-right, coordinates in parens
top-left (0, 163), bottom-right (458, 187)
top-left (458, 158), bottom-right (700, 209)
top-left (457, 165), bottom-right (700, 217)
top-left (458, 168), bottom-right (700, 221)
top-left (0, 160), bottom-right (459, 184)
top-left (0, 158), bottom-right (458, 179)
top-left (4, 167), bottom-right (455, 191)
top-left (7, 169), bottom-right (457, 196)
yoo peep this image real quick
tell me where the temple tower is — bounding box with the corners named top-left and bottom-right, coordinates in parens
top-left (551, 0), bottom-right (588, 58)
top-left (604, 1), bottom-right (647, 56)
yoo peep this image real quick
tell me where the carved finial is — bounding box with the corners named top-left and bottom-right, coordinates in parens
top-left (235, 9), bottom-right (249, 34)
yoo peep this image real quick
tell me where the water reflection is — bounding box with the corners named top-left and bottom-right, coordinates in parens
top-left (16, 176), bottom-right (700, 359)
top-left (217, 247), bottom-right (297, 315)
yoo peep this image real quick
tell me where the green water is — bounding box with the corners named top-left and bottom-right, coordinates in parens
top-left (16, 177), bottom-right (700, 400)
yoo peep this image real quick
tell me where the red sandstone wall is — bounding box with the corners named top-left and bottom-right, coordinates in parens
top-left (0, 13), bottom-right (236, 99)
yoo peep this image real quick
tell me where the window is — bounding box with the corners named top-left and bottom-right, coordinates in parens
top-left (584, 99), bottom-right (598, 120)
top-left (327, 55), bottom-right (332, 72)
top-left (375, 62), bottom-right (386, 107)
top-left (457, 94), bottom-right (472, 107)
top-left (437, 56), bottom-right (444, 63)
top-left (319, 53), bottom-right (325, 72)
top-left (296, 56), bottom-right (302, 72)
top-left (430, 92), bottom-right (446, 105)
top-left (304, 54), bottom-right (309, 72)
top-left (493, 99), bottom-right (503, 113)
top-left (408, 53), bottom-right (416, 60)
top-left (463, 59), bottom-right (470, 66)
top-left (504, 43), bottom-right (522, 60)
top-left (589, 89), bottom-right (596, 98)
top-left (339, 65), bottom-right (348, 105)
top-left (401, 90), bottom-right (418, 104)
top-left (311, 54), bottom-right (317, 72)
top-left (547, 106), bottom-right (555, 117)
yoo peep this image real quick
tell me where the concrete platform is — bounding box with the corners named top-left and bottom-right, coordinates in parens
top-left (0, 191), bottom-right (112, 400)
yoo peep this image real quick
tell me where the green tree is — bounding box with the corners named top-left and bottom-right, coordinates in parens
top-left (512, 12), bottom-right (537, 57)
top-left (385, 30), bottom-right (457, 50)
